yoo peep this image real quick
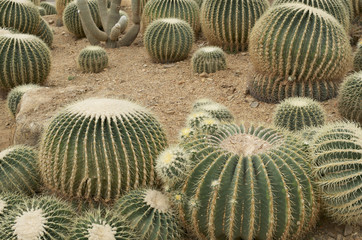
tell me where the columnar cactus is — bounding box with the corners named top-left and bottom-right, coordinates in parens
top-left (35, 17), bottom-right (54, 47)
top-left (7, 84), bottom-right (40, 116)
top-left (56, 0), bottom-right (73, 26)
top-left (354, 41), bottom-right (362, 71)
top-left (337, 72), bottom-right (362, 124)
top-left (177, 123), bottom-right (318, 240)
top-left (39, 98), bottom-right (168, 202)
top-left (192, 47), bottom-right (227, 73)
top-left (142, 0), bottom-right (200, 33)
top-left (40, 2), bottom-right (57, 15)
top-left (0, 145), bottom-right (40, 195)
top-left (273, 97), bottom-right (326, 131)
top-left (311, 121), bottom-right (362, 225)
top-left (77, 46), bottom-right (108, 73)
top-left (201, 0), bottom-right (270, 52)
top-left (144, 18), bottom-right (194, 63)
top-left (0, 193), bottom-right (27, 217)
top-left (115, 189), bottom-right (184, 240)
top-left (0, 33), bottom-right (51, 89)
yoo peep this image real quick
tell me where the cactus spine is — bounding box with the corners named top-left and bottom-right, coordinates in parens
top-left (77, 46), bottom-right (109, 73)
top-left (40, 2), bottom-right (57, 15)
top-left (7, 84), bottom-right (40, 116)
top-left (35, 17), bottom-right (54, 47)
top-left (144, 18), bottom-right (194, 63)
top-left (192, 47), bottom-right (227, 73)
top-left (0, 193), bottom-right (27, 217)
top-left (354, 41), bottom-right (362, 71)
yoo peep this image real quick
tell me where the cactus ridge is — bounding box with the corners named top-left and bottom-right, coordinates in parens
top-left (352, 0), bottom-right (361, 16)
top-left (35, 17), bottom-right (54, 47)
top-left (40, 2), bottom-right (57, 15)
top-left (37, 6), bottom-right (46, 16)
top-left (7, 84), bottom-right (40, 116)
top-left (77, 46), bottom-right (109, 73)
top-left (192, 46), bottom-right (227, 73)
top-left (0, 192), bottom-right (27, 217)
top-left (354, 41), bottom-right (362, 71)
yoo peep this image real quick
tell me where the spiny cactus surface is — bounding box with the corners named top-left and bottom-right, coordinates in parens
top-left (35, 17), bottom-right (54, 47)
top-left (352, 0), bottom-right (361, 16)
top-left (354, 41), bottom-right (362, 71)
top-left (37, 6), bottom-right (46, 16)
top-left (7, 84), bottom-right (40, 116)
top-left (193, 101), bottom-right (234, 122)
top-left (40, 2), bottom-right (57, 15)
top-left (192, 46), bottom-right (226, 73)
top-left (0, 193), bottom-right (27, 217)
top-left (77, 46), bottom-right (108, 73)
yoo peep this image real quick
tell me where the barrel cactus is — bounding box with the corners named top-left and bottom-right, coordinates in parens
top-left (177, 123), bottom-right (318, 240)
top-left (273, 97), bottom-right (325, 131)
top-left (144, 18), bottom-right (194, 63)
top-left (193, 101), bottom-right (234, 123)
top-left (115, 189), bottom-right (184, 240)
top-left (56, 0), bottom-right (73, 26)
top-left (337, 72), bottom-right (362, 124)
top-left (186, 111), bottom-right (213, 129)
top-left (35, 17), bottom-right (54, 47)
top-left (0, 193), bottom-right (27, 217)
top-left (39, 98), bottom-right (168, 202)
top-left (341, 0), bottom-right (354, 20)
top-left (192, 47), bottom-right (227, 74)
top-left (192, 98), bottom-right (216, 109)
top-left (77, 46), bottom-right (109, 73)
top-left (201, 0), bottom-right (270, 52)
top-left (30, 0), bottom-right (40, 6)
top-left (142, 0), bottom-right (200, 34)
top-left (40, 2), bottom-right (57, 15)
top-left (311, 121), bottom-right (362, 225)
top-left (352, 0), bottom-right (361, 16)
top-left (7, 84), bottom-right (40, 116)
top-left (0, 33), bottom-right (51, 89)
top-left (354, 40), bottom-right (362, 71)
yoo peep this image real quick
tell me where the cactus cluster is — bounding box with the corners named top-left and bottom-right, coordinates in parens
top-left (192, 47), bottom-right (227, 74)
top-left (77, 46), bottom-right (109, 73)
top-left (144, 18), bottom-right (194, 63)
top-left (35, 17), bottom-right (54, 47)
top-left (40, 2), bottom-right (57, 15)
top-left (354, 41), bottom-right (362, 71)
top-left (7, 84), bottom-right (40, 116)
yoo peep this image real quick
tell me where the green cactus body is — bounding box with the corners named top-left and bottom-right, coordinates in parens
top-left (273, 0), bottom-right (350, 31)
top-left (192, 0), bottom-right (203, 7)
top-left (0, 193), bottom-right (27, 217)
top-left (7, 84), bottom-right (40, 116)
top-left (0, 33), bottom-right (51, 89)
top-left (352, 0), bottom-right (361, 16)
top-left (341, 0), bottom-right (355, 20)
top-left (63, 0), bottom-right (101, 38)
top-left (179, 127), bottom-right (196, 142)
top-left (40, 2), bottom-right (57, 15)
top-left (201, 0), bottom-right (270, 53)
top-left (186, 111), bottom-right (213, 129)
top-left (354, 41), bottom-right (362, 71)
top-left (115, 189), bottom-right (184, 240)
top-left (39, 98), bottom-right (168, 202)
top-left (142, 0), bottom-right (200, 34)
top-left (337, 72), bottom-right (362, 124)
top-left (70, 209), bottom-right (137, 240)
top-left (0, 0), bottom-right (40, 34)
top-left (273, 97), bottom-right (325, 131)
top-left (0, 196), bottom-right (74, 239)
top-left (30, 0), bottom-right (40, 6)
top-left (249, 3), bottom-right (352, 83)
top-left (192, 47), bottom-right (227, 74)
top-left (249, 73), bottom-right (340, 103)
top-left (77, 46), bottom-right (108, 73)
top-left (139, 0), bottom-right (149, 15)
top-left (144, 18), bottom-right (194, 63)
top-left (312, 122), bottom-right (362, 225)
top-left (193, 102), bottom-right (234, 122)
top-left (37, 6), bottom-right (46, 16)
top-left (35, 17), bottom-right (54, 47)
top-left (177, 123), bottom-right (318, 240)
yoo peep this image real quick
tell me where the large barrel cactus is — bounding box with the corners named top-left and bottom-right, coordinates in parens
top-left (177, 123), bottom-right (318, 240)
top-left (200, 0), bottom-right (270, 52)
top-left (39, 98), bottom-right (168, 202)
top-left (0, 33), bottom-right (51, 89)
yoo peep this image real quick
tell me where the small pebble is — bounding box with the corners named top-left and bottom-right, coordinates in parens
top-left (344, 225), bottom-right (353, 236)
top-left (200, 72), bottom-right (208, 78)
top-left (250, 101), bottom-right (259, 108)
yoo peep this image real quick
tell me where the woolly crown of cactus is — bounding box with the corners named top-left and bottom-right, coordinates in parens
top-left (192, 46), bottom-right (227, 74)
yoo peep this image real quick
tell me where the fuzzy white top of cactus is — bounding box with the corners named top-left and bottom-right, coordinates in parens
top-left (284, 97), bottom-right (316, 107)
top-left (13, 208), bottom-right (47, 240)
top-left (3, 33), bottom-right (37, 41)
top-left (88, 222), bottom-right (116, 240)
top-left (0, 147), bottom-right (14, 159)
top-left (161, 18), bottom-right (183, 24)
top-left (144, 190), bottom-right (171, 213)
top-left (200, 46), bottom-right (222, 53)
top-left (0, 199), bottom-right (6, 214)
top-left (83, 46), bottom-right (105, 52)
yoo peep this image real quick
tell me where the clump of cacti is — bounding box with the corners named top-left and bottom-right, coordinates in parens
top-left (56, 0), bottom-right (73, 26)
top-left (337, 72), bottom-right (362, 124)
top-left (34, 17), bottom-right (54, 47)
top-left (0, 33), bottom-right (51, 89)
top-left (142, 0), bottom-right (200, 33)
top-left (177, 123), bottom-right (318, 240)
top-left (115, 189), bottom-right (184, 240)
top-left (39, 98), bottom-right (168, 202)
top-left (311, 121), bottom-right (362, 225)
top-left (144, 18), bottom-right (194, 63)
top-left (7, 84), bottom-right (41, 116)
top-left (354, 41), bottom-right (362, 71)
top-left (273, 97), bottom-right (326, 131)
top-left (0, 192), bottom-right (27, 217)
top-left (192, 46), bottom-right (227, 73)
top-left (77, 46), bottom-right (109, 73)
top-left (40, 2), bottom-right (57, 15)
top-left (201, 0), bottom-right (270, 52)
top-left (192, 100), bottom-right (234, 122)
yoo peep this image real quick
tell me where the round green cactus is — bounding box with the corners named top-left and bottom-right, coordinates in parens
top-left (201, 0), bottom-right (270, 52)
top-left (337, 72), bottom-right (362, 124)
top-left (35, 17), bottom-right (54, 47)
top-left (144, 18), bottom-right (194, 63)
top-left (70, 209), bottom-right (137, 240)
top-left (311, 121), bottom-right (362, 225)
top-left (354, 40), bottom-right (362, 71)
top-left (77, 46), bottom-right (109, 73)
top-left (56, 0), bottom-right (73, 25)
top-left (39, 98), bottom-right (168, 202)
top-left (37, 6), bottom-right (46, 16)
top-left (191, 98), bottom-right (216, 109)
top-left (0, 192), bottom-right (27, 217)
top-left (115, 189), bottom-right (184, 240)
top-left (142, 0), bottom-right (200, 34)
top-left (40, 2), bottom-right (57, 15)
top-left (7, 84), bottom-right (41, 116)
top-left (63, 0), bottom-right (101, 38)
top-left (193, 102), bottom-right (234, 123)
top-left (177, 123), bottom-right (318, 240)
top-left (186, 111), bottom-right (213, 129)
top-left (250, 3), bottom-right (352, 83)
top-left (0, 196), bottom-right (74, 239)
top-left (273, 97), bottom-right (326, 131)
top-left (0, 0), bottom-right (41, 34)
top-left (192, 47), bottom-right (227, 74)
top-left (0, 33), bottom-right (51, 89)
top-left (179, 127), bottom-right (196, 142)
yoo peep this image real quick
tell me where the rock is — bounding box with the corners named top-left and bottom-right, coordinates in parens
top-left (250, 101), bottom-right (259, 108)
top-left (163, 64), bottom-right (175, 69)
top-left (344, 225), bottom-right (353, 236)
top-left (199, 72), bottom-right (208, 78)
top-left (48, 20), bottom-right (54, 24)
top-left (336, 234), bottom-right (343, 240)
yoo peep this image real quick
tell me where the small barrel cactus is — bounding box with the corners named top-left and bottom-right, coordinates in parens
top-left (186, 111), bottom-right (213, 129)
top-left (142, 0), bottom-right (200, 34)
top-left (0, 196), bottom-right (74, 239)
top-left (7, 84), bottom-right (41, 116)
top-left (311, 121), bottom-right (362, 225)
top-left (179, 127), bottom-right (196, 142)
top-left (337, 72), bottom-right (362, 124)
top-left (177, 123), bottom-right (318, 240)
top-left (39, 98), bottom-right (168, 202)
top-left (193, 101), bottom-right (234, 122)
top-left (354, 41), bottom-right (362, 71)
top-left (77, 46), bottom-right (109, 73)
top-left (144, 18), bottom-right (194, 63)
top-left (201, 0), bottom-right (270, 52)
top-left (0, 193), bottom-right (27, 217)
top-left (273, 97), bottom-right (326, 131)
top-left (35, 17), bottom-right (54, 47)
top-left (37, 6), bottom-right (46, 16)
top-left (56, 0), bottom-right (73, 26)
top-left (40, 2), bottom-right (57, 15)
top-left (192, 46), bottom-right (227, 73)
top-left (0, 33), bottom-right (51, 89)
top-left (192, 98), bottom-right (216, 109)
top-left (115, 189), bottom-right (184, 240)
